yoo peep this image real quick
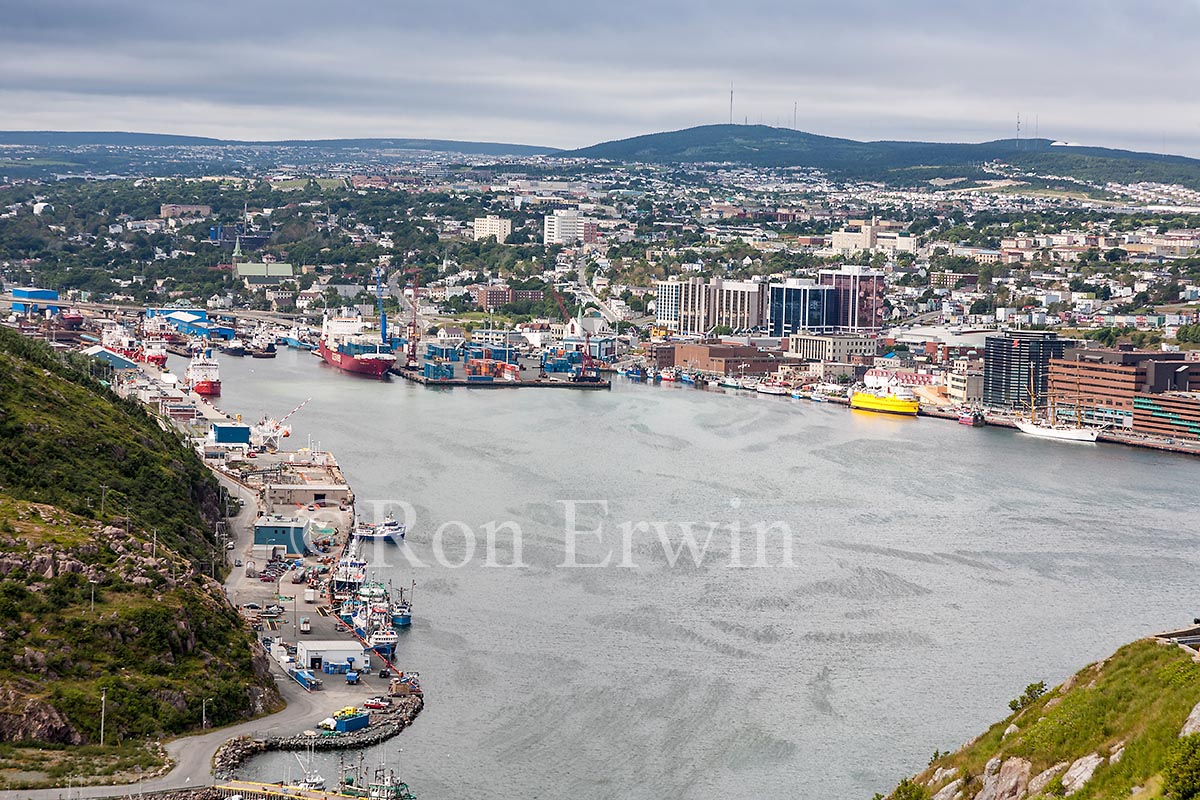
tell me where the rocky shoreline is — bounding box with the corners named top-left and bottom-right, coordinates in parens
top-left (212, 695), bottom-right (424, 776)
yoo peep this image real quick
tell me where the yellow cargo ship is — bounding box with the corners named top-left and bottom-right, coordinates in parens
top-left (850, 388), bottom-right (919, 416)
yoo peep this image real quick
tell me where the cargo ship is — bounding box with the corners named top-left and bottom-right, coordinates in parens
top-left (850, 386), bottom-right (919, 416)
top-left (319, 318), bottom-right (395, 378)
top-left (184, 349), bottom-right (221, 396)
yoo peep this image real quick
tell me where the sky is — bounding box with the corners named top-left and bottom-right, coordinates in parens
top-left (3, 0), bottom-right (1200, 155)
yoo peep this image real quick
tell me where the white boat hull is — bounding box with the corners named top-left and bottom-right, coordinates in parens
top-left (1014, 420), bottom-right (1099, 442)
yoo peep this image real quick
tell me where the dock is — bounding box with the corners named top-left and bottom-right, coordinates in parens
top-left (391, 366), bottom-right (610, 389)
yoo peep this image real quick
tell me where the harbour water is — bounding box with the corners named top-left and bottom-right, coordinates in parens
top-left (202, 349), bottom-right (1200, 799)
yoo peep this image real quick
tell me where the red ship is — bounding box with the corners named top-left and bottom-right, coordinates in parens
top-left (318, 317), bottom-right (395, 378)
top-left (185, 350), bottom-right (221, 396)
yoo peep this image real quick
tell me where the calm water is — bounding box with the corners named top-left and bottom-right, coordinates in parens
top-left (196, 349), bottom-right (1200, 799)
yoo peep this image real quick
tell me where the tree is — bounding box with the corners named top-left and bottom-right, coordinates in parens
top-left (1165, 734), bottom-right (1200, 800)
top-left (889, 778), bottom-right (930, 800)
top-left (1104, 247), bottom-right (1128, 263)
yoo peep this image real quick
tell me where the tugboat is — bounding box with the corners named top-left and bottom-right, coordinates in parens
top-left (958, 408), bottom-right (986, 427)
top-left (218, 338), bottom-right (247, 357)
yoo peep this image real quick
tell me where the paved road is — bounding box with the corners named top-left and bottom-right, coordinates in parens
top-left (0, 477), bottom-right (312, 800)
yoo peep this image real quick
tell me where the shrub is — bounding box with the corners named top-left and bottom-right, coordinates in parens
top-left (1165, 734), bottom-right (1200, 800)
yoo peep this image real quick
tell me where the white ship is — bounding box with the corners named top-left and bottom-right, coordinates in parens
top-left (1014, 419), bottom-right (1099, 443)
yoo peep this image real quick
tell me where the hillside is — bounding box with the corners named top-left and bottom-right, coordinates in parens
top-left (0, 329), bottom-right (281, 787)
top-left (880, 637), bottom-right (1200, 800)
top-left (563, 124), bottom-right (1200, 188)
top-left (0, 131), bottom-right (560, 157)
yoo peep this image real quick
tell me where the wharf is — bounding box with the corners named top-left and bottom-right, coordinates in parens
top-left (391, 366), bottom-right (610, 389)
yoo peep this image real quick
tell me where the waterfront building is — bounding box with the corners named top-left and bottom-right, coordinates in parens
top-left (946, 361), bottom-right (984, 405)
top-left (1048, 349), bottom-right (1200, 428)
top-left (982, 331), bottom-right (1073, 409)
top-left (766, 279), bottom-right (839, 337)
top-left (543, 210), bottom-right (599, 245)
top-left (658, 341), bottom-right (781, 375)
top-left (253, 515), bottom-right (311, 559)
top-left (1132, 392), bottom-right (1200, 440)
top-left (787, 333), bottom-right (876, 363)
top-left (473, 215), bottom-right (513, 242)
top-left (818, 265), bottom-right (886, 332)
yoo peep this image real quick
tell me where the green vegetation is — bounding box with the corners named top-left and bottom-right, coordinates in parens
top-left (565, 124), bottom-right (1200, 189)
top-left (0, 331), bottom-right (280, 787)
top-left (0, 327), bottom-right (221, 562)
top-left (897, 639), bottom-right (1200, 800)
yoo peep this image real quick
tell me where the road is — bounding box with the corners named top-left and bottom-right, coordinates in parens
top-left (0, 476), bottom-right (316, 800)
top-left (1, 294), bottom-right (307, 330)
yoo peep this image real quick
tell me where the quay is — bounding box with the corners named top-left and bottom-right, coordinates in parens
top-left (391, 365), bottom-right (610, 389)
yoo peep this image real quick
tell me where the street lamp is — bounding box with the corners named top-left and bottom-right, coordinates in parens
top-left (89, 579), bottom-right (98, 614)
top-left (202, 697), bottom-right (213, 729)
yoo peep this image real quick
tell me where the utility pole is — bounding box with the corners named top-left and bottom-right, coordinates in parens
top-left (203, 697), bottom-right (213, 729)
top-left (99, 484), bottom-right (108, 517)
top-left (90, 579), bottom-right (97, 614)
top-left (100, 689), bottom-right (107, 747)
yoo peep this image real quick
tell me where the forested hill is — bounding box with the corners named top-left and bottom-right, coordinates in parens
top-left (563, 124), bottom-right (1200, 188)
top-left (0, 329), bottom-right (279, 780)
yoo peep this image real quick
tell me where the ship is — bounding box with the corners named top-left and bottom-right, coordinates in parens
top-left (247, 328), bottom-right (277, 358)
top-left (1014, 419), bottom-right (1099, 442)
top-left (659, 368), bottom-right (678, 382)
top-left (319, 316), bottom-right (395, 378)
top-left (218, 338), bottom-right (247, 357)
top-left (56, 308), bottom-right (84, 330)
top-left (756, 380), bottom-right (790, 396)
top-left (958, 409), bottom-right (986, 427)
top-left (850, 385), bottom-right (919, 416)
top-left (1014, 364), bottom-right (1099, 443)
top-left (138, 335), bottom-right (169, 368)
top-left (354, 514), bottom-right (406, 544)
top-left (184, 349), bottom-right (221, 396)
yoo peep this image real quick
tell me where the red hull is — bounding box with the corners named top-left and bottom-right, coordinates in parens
top-left (193, 380), bottom-right (221, 396)
top-left (318, 340), bottom-right (392, 378)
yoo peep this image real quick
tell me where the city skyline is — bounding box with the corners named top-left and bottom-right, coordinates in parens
top-left (4, 1), bottom-right (1200, 156)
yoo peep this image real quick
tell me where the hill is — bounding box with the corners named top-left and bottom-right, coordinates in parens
top-left (0, 131), bottom-right (559, 157)
top-left (0, 328), bottom-right (280, 788)
top-left (563, 124), bottom-right (1200, 188)
top-left (879, 636), bottom-right (1200, 800)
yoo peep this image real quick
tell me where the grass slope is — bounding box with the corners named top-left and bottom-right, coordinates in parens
top-left (895, 638), bottom-right (1200, 799)
top-left (0, 327), bottom-right (220, 562)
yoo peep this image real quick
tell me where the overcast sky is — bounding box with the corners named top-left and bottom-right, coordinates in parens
top-left (3, 0), bottom-right (1200, 155)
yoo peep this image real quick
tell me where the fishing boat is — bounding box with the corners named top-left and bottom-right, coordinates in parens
top-left (248, 328), bottom-right (277, 358)
top-left (707, 376), bottom-right (723, 388)
top-left (790, 387), bottom-right (808, 399)
top-left (218, 338), bottom-right (247, 357)
top-left (184, 349), bottom-right (221, 396)
top-left (738, 376), bottom-right (760, 390)
top-left (331, 540), bottom-right (367, 599)
top-left (850, 385), bottom-right (919, 416)
top-left (354, 514), bottom-right (406, 544)
top-left (659, 367), bottom-right (678, 382)
top-left (293, 744), bottom-right (326, 790)
top-left (756, 380), bottom-right (790, 396)
top-left (680, 371), bottom-right (696, 385)
top-left (958, 409), bottom-right (986, 427)
top-left (390, 582), bottom-right (414, 628)
top-left (720, 375), bottom-right (741, 389)
top-left (279, 325), bottom-right (317, 350)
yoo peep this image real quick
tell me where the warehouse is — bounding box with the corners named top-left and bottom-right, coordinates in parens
top-left (295, 640), bottom-right (372, 672)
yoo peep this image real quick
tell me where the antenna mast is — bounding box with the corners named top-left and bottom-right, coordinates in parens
top-left (729, 83), bottom-right (734, 125)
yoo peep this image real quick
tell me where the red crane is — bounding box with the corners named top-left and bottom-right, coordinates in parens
top-left (549, 286), bottom-right (598, 381)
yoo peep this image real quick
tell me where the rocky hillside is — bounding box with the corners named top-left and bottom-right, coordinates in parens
top-left (0, 330), bottom-right (281, 784)
top-left (881, 638), bottom-right (1200, 800)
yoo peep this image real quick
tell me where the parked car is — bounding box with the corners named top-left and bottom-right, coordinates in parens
top-left (363, 697), bottom-right (391, 710)
top-left (234, 559), bottom-right (243, 567)
top-left (241, 602), bottom-right (261, 611)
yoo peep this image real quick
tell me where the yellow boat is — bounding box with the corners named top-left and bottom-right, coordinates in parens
top-left (850, 388), bottom-right (919, 416)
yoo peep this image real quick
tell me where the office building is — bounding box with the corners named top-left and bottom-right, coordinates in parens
top-left (1132, 393), bottom-right (1200, 440)
top-left (818, 265), bottom-right (886, 332)
top-left (654, 279), bottom-right (683, 331)
top-left (655, 277), bottom-right (767, 336)
top-left (659, 341), bottom-right (782, 376)
top-left (787, 333), bottom-right (876, 362)
top-left (767, 279), bottom-right (839, 337)
top-left (1048, 349), bottom-right (1200, 427)
top-left (473, 215), bottom-right (513, 242)
top-left (982, 331), bottom-right (1073, 409)
top-left (543, 210), bottom-right (599, 245)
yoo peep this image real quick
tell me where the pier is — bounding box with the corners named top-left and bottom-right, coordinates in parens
top-left (391, 365), bottom-right (610, 389)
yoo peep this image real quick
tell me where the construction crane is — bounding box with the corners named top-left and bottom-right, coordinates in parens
top-left (251, 397), bottom-right (311, 452)
top-left (549, 286), bottom-right (599, 382)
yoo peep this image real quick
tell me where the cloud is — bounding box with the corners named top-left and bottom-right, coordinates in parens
top-left (1, 0), bottom-right (1199, 156)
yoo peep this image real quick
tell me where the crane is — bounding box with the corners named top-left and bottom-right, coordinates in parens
top-left (549, 285), bottom-right (599, 382)
top-left (400, 267), bottom-right (422, 368)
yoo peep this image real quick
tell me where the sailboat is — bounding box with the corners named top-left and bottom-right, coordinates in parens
top-left (1014, 364), bottom-right (1099, 443)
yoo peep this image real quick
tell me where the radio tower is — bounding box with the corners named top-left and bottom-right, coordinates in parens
top-left (1016, 113), bottom-right (1021, 149)
top-left (729, 83), bottom-right (734, 125)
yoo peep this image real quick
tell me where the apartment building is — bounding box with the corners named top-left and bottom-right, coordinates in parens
top-left (543, 210), bottom-right (599, 245)
top-left (787, 333), bottom-right (877, 362)
top-left (829, 219), bottom-right (917, 255)
top-left (655, 277), bottom-right (767, 336)
top-left (473, 215), bottom-right (513, 242)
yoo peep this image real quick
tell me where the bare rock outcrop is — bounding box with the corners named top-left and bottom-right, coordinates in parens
top-left (1180, 700), bottom-right (1200, 737)
top-left (0, 686), bottom-right (83, 744)
top-left (1061, 753), bottom-right (1104, 795)
top-left (1028, 762), bottom-right (1068, 796)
